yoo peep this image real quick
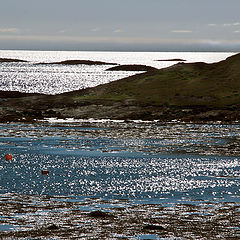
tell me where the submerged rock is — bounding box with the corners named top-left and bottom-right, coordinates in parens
top-left (46, 224), bottom-right (59, 230)
top-left (143, 224), bottom-right (165, 231)
top-left (89, 210), bottom-right (114, 218)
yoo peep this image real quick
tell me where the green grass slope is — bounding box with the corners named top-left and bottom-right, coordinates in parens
top-left (70, 53), bottom-right (240, 108)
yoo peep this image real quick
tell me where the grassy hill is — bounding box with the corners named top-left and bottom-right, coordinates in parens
top-left (68, 53), bottom-right (240, 108)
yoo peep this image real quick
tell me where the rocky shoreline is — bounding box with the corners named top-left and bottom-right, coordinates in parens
top-left (0, 90), bottom-right (239, 123)
top-left (1, 194), bottom-right (240, 239)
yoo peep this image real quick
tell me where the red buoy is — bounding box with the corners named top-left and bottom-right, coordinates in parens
top-left (41, 170), bottom-right (49, 175)
top-left (5, 154), bottom-right (12, 161)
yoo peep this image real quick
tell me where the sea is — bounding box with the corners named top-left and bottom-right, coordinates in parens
top-left (0, 50), bottom-right (235, 94)
top-left (0, 51), bottom-right (240, 238)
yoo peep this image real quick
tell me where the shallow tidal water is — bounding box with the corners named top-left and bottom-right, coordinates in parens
top-left (0, 120), bottom-right (240, 239)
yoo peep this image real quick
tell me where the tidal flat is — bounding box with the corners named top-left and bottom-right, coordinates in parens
top-left (1, 194), bottom-right (240, 239)
top-left (0, 120), bottom-right (240, 239)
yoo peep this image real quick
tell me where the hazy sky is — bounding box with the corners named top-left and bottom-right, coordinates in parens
top-left (0, 0), bottom-right (240, 51)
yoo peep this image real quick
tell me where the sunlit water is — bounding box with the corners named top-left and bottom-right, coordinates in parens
top-left (0, 50), bottom-right (235, 94)
top-left (0, 121), bottom-right (240, 205)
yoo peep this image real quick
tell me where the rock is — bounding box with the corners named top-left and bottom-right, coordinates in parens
top-left (0, 58), bottom-right (28, 63)
top-left (143, 224), bottom-right (165, 231)
top-left (89, 210), bottom-right (113, 218)
top-left (156, 58), bottom-right (186, 61)
top-left (106, 64), bottom-right (157, 71)
top-left (47, 224), bottom-right (59, 230)
top-left (37, 60), bottom-right (118, 65)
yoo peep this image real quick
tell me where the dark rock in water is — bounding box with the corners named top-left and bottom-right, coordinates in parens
top-left (106, 64), bottom-right (157, 71)
top-left (47, 224), bottom-right (59, 230)
top-left (89, 210), bottom-right (113, 218)
top-left (0, 58), bottom-right (28, 63)
top-left (156, 58), bottom-right (186, 62)
top-left (37, 60), bottom-right (118, 65)
top-left (143, 224), bottom-right (165, 231)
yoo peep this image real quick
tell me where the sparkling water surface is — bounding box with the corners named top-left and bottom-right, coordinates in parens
top-left (0, 50), bottom-right (235, 94)
top-left (0, 120), bottom-right (240, 204)
top-left (1, 51), bottom-right (240, 238)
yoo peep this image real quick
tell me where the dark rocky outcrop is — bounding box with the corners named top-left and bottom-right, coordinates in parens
top-left (0, 91), bottom-right (43, 98)
top-left (106, 64), bottom-right (157, 71)
top-left (143, 224), bottom-right (165, 231)
top-left (156, 58), bottom-right (186, 61)
top-left (37, 60), bottom-right (118, 65)
top-left (46, 224), bottom-right (59, 230)
top-left (89, 210), bottom-right (114, 218)
top-left (0, 58), bottom-right (28, 63)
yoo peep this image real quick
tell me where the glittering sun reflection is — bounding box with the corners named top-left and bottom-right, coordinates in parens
top-left (1, 152), bottom-right (240, 203)
top-left (0, 62), bottom-right (139, 94)
top-left (0, 122), bottom-right (240, 204)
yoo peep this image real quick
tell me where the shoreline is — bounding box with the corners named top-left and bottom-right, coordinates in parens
top-left (1, 53), bottom-right (240, 123)
top-left (1, 193), bottom-right (240, 239)
top-left (0, 90), bottom-right (239, 124)
top-left (0, 115), bottom-right (240, 239)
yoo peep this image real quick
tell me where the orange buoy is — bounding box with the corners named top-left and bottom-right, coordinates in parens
top-left (5, 154), bottom-right (12, 161)
top-left (41, 170), bottom-right (49, 175)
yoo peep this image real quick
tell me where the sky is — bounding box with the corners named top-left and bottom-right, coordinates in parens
top-left (0, 0), bottom-right (240, 51)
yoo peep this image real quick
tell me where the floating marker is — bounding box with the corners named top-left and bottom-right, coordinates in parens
top-left (41, 170), bottom-right (49, 175)
top-left (5, 154), bottom-right (12, 161)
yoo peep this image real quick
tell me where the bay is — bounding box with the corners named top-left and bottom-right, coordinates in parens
top-left (0, 50), bottom-right (235, 94)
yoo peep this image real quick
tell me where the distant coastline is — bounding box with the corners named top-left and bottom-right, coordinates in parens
top-left (0, 53), bottom-right (239, 123)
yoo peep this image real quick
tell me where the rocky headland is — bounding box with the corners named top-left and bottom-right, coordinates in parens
top-left (0, 58), bottom-right (28, 63)
top-left (0, 53), bottom-right (240, 123)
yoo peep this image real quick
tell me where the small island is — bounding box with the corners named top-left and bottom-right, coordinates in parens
top-left (37, 60), bottom-right (118, 65)
top-left (0, 58), bottom-right (28, 63)
top-left (106, 64), bottom-right (157, 71)
top-left (156, 58), bottom-right (186, 62)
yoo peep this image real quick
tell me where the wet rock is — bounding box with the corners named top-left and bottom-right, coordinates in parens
top-left (89, 210), bottom-right (113, 218)
top-left (47, 224), bottom-right (59, 230)
top-left (143, 224), bottom-right (165, 231)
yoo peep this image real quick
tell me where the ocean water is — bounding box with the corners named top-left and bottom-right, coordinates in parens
top-left (0, 51), bottom-right (240, 237)
top-left (0, 50), bottom-right (235, 94)
top-left (0, 51), bottom-right (239, 203)
top-left (0, 120), bottom-right (240, 204)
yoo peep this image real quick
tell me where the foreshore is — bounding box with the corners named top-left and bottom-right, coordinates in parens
top-left (0, 90), bottom-right (239, 123)
top-left (1, 194), bottom-right (240, 239)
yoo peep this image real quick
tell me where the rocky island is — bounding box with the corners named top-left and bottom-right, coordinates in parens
top-left (156, 58), bottom-right (186, 62)
top-left (0, 58), bottom-right (28, 63)
top-left (37, 59), bottom-right (118, 65)
top-left (106, 64), bottom-right (157, 71)
top-left (0, 53), bottom-right (240, 123)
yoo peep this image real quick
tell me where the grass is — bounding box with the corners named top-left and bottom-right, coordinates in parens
top-left (68, 53), bottom-right (240, 108)
top-left (73, 94), bottom-right (130, 101)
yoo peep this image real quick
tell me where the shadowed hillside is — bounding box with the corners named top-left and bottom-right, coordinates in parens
top-left (70, 53), bottom-right (240, 108)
